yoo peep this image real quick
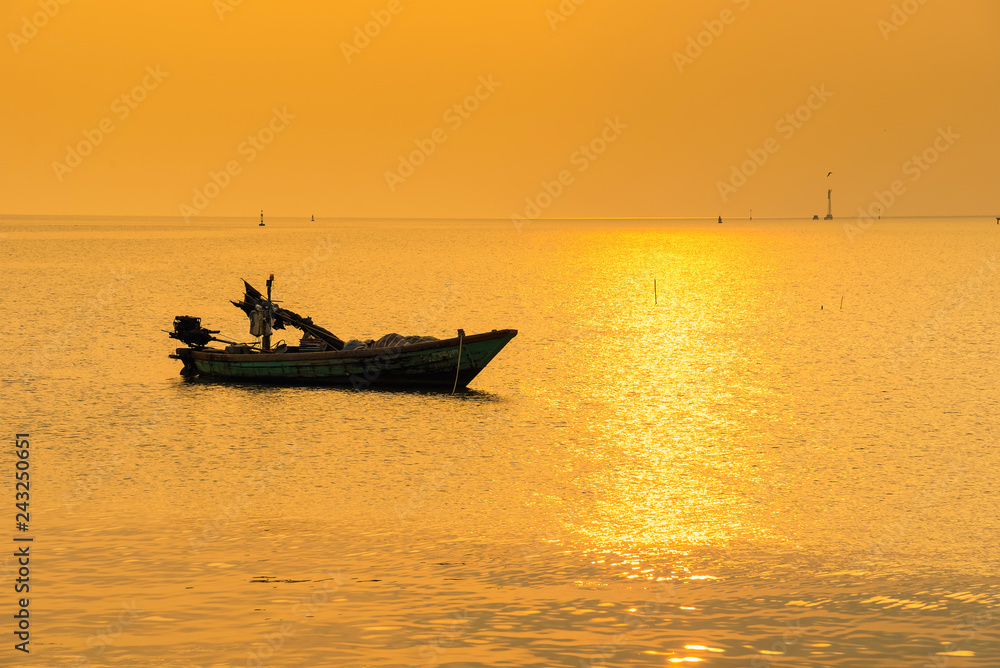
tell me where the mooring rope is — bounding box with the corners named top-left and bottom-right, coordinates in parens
top-left (451, 330), bottom-right (464, 395)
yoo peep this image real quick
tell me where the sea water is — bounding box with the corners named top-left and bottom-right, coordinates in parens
top-left (1, 216), bottom-right (998, 666)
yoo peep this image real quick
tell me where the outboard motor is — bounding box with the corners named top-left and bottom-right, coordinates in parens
top-left (169, 315), bottom-right (219, 349)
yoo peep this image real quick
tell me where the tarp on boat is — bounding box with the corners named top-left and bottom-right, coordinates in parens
top-left (343, 334), bottom-right (440, 351)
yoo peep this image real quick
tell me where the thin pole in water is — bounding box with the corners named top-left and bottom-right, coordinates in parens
top-left (451, 329), bottom-right (465, 395)
top-left (840, 295), bottom-right (844, 310)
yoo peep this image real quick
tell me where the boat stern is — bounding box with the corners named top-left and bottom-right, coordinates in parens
top-left (169, 348), bottom-right (199, 376)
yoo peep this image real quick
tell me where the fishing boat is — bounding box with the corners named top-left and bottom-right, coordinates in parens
top-left (166, 276), bottom-right (517, 390)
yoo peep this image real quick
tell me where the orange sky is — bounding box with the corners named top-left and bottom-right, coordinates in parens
top-left (2, 0), bottom-right (998, 219)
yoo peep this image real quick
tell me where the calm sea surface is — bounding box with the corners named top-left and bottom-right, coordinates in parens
top-left (2, 216), bottom-right (998, 667)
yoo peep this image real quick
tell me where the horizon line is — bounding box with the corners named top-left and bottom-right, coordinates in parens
top-left (1, 213), bottom-right (995, 223)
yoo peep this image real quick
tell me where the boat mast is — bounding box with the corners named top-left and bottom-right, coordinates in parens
top-left (262, 273), bottom-right (274, 352)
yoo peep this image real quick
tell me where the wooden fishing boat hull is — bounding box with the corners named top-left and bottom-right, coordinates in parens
top-left (172, 329), bottom-right (517, 389)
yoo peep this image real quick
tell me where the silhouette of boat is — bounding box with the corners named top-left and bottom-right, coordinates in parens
top-left (167, 278), bottom-right (517, 390)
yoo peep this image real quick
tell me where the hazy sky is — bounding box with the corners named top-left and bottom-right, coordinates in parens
top-left (2, 1), bottom-right (998, 219)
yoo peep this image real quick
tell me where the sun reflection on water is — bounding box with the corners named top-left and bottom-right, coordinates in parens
top-left (537, 228), bottom-right (799, 572)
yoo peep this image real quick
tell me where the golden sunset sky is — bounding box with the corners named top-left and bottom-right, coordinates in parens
top-left (2, 0), bottom-right (998, 219)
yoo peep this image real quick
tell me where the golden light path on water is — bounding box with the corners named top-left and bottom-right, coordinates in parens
top-left (523, 227), bottom-right (796, 563)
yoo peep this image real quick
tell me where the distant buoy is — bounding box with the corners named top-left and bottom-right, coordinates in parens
top-left (259, 209), bottom-right (265, 227)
